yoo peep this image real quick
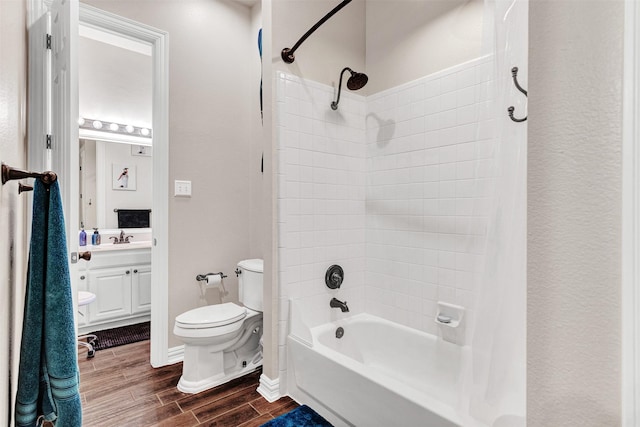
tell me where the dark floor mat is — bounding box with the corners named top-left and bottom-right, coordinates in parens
top-left (91, 321), bottom-right (150, 351)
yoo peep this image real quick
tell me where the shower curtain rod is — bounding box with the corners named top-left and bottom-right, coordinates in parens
top-left (1, 163), bottom-right (57, 192)
top-left (281, 0), bottom-right (352, 64)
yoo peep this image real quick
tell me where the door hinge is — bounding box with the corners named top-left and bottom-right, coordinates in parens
top-left (46, 34), bottom-right (52, 50)
top-left (46, 134), bottom-right (52, 149)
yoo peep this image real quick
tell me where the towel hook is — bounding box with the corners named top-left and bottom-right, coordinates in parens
top-left (508, 67), bottom-right (527, 123)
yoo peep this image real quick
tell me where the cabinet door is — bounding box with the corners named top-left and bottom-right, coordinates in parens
top-left (131, 264), bottom-right (151, 314)
top-left (88, 266), bottom-right (132, 323)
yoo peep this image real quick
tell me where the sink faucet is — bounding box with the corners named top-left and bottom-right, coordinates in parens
top-left (110, 230), bottom-right (133, 244)
top-left (330, 297), bottom-right (349, 313)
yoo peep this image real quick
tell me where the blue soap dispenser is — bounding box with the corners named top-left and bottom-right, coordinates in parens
top-left (92, 228), bottom-right (101, 245)
top-left (79, 224), bottom-right (87, 247)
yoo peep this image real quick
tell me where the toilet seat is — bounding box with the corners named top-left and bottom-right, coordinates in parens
top-left (175, 302), bottom-right (247, 329)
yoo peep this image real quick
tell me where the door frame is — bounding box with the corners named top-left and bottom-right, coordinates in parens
top-left (79, 4), bottom-right (169, 368)
top-left (624, 0), bottom-right (640, 425)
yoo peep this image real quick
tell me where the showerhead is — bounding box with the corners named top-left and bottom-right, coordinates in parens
top-left (331, 67), bottom-right (368, 110)
top-left (347, 71), bottom-right (368, 91)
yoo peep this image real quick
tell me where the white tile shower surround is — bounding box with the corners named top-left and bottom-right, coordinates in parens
top-left (275, 72), bottom-right (367, 388)
top-left (276, 56), bottom-right (496, 387)
top-left (365, 56), bottom-right (495, 336)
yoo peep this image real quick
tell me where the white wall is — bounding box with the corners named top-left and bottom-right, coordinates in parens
top-left (276, 72), bottom-right (367, 392)
top-left (0, 0), bottom-right (28, 424)
top-left (265, 0), bottom-right (367, 384)
top-left (100, 141), bottom-right (153, 229)
top-left (80, 139), bottom-right (97, 228)
top-left (528, 0), bottom-right (623, 425)
top-left (365, 0), bottom-right (484, 94)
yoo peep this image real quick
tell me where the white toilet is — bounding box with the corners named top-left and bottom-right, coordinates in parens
top-left (174, 259), bottom-right (264, 394)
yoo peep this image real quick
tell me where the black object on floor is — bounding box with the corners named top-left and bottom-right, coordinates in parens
top-left (91, 321), bottom-right (150, 351)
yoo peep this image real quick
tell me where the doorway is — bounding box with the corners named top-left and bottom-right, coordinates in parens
top-left (78, 3), bottom-right (170, 367)
top-left (27, 0), bottom-right (170, 367)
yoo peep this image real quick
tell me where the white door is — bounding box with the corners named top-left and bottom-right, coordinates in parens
top-left (49, 0), bottom-right (81, 319)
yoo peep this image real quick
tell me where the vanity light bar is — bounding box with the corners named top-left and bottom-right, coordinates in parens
top-left (78, 118), bottom-right (152, 139)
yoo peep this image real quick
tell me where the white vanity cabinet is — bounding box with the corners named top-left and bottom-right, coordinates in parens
top-left (77, 245), bottom-right (151, 334)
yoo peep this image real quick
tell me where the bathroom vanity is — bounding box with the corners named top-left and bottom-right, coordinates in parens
top-left (77, 231), bottom-right (151, 335)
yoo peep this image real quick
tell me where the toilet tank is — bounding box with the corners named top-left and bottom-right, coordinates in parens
top-left (237, 259), bottom-right (264, 312)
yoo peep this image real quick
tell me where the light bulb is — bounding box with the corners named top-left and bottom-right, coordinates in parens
top-left (92, 120), bottom-right (103, 130)
top-left (109, 123), bottom-right (119, 131)
top-left (140, 128), bottom-right (150, 136)
top-left (125, 124), bottom-right (134, 133)
top-left (78, 118), bottom-right (85, 126)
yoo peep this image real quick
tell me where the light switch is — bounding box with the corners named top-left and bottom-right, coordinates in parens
top-left (174, 180), bottom-right (191, 197)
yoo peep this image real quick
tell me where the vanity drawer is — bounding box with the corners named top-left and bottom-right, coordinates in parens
top-left (84, 248), bottom-right (150, 269)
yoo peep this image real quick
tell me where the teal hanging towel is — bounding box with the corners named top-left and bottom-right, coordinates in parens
top-left (15, 179), bottom-right (82, 427)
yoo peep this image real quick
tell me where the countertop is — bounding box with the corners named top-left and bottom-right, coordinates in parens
top-left (80, 241), bottom-right (152, 252)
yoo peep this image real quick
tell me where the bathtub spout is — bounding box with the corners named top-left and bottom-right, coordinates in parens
top-left (330, 298), bottom-right (349, 312)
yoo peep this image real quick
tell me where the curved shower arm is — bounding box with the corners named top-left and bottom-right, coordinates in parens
top-left (281, 0), bottom-right (353, 64)
top-left (331, 67), bottom-right (352, 110)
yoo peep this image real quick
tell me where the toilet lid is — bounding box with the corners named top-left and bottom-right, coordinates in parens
top-left (175, 303), bottom-right (247, 329)
top-left (237, 259), bottom-right (263, 273)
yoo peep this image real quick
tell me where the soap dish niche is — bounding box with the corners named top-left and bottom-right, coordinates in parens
top-left (435, 301), bottom-right (464, 327)
top-left (434, 301), bottom-right (466, 345)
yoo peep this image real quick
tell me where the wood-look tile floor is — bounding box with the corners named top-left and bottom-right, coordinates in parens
top-left (75, 340), bottom-right (298, 427)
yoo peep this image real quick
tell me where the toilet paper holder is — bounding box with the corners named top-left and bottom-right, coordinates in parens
top-left (196, 272), bottom-right (227, 281)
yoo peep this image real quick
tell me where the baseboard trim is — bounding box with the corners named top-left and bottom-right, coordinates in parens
top-left (167, 345), bottom-right (184, 364)
top-left (257, 374), bottom-right (280, 403)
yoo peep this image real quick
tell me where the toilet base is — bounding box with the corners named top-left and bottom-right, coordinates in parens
top-left (177, 355), bottom-right (263, 394)
top-left (176, 314), bottom-right (263, 394)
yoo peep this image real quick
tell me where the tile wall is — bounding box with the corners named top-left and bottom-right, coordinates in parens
top-left (365, 56), bottom-right (495, 336)
top-left (276, 56), bottom-right (495, 389)
top-left (275, 72), bottom-right (367, 388)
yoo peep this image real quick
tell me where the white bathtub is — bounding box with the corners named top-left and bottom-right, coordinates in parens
top-left (287, 313), bottom-right (466, 427)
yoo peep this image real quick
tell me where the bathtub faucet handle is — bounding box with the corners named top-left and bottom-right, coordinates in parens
top-left (325, 265), bottom-right (344, 289)
top-left (330, 297), bottom-right (349, 313)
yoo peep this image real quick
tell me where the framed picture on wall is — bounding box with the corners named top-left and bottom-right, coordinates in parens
top-left (112, 164), bottom-right (137, 191)
top-left (131, 145), bottom-right (152, 157)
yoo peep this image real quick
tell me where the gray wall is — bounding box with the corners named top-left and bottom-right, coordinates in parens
top-left (528, 0), bottom-right (623, 425)
top-left (365, 0), bottom-right (484, 94)
top-left (271, 0), bottom-right (366, 87)
top-left (85, 0), bottom-right (258, 348)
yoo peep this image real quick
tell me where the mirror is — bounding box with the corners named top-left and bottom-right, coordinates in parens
top-left (79, 139), bottom-right (153, 230)
top-left (78, 22), bottom-right (153, 231)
